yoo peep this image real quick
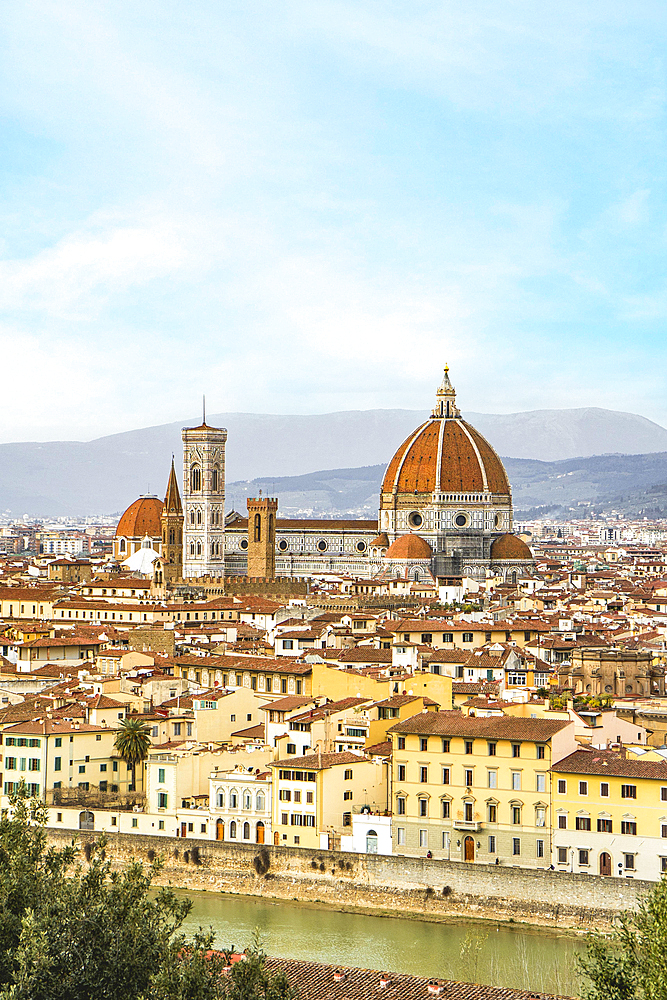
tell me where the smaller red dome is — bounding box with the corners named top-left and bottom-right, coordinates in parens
top-left (490, 533), bottom-right (533, 561)
top-left (385, 533), bottom-right (433, 560)
top-left (370, 532), bottom-right (389, 548)
top-left (115, 496), bottom-right (164, 539)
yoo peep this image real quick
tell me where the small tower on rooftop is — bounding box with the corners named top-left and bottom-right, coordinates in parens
top-left (246, 497), bottom-right (278, 579)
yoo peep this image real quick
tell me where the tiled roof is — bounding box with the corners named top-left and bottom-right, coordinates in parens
top-left (388, 710), bottom-right (570, 741)
top-left (552, 747), bottom-right (667, 780)
top-left (271, 751), bottom-right (370, 770)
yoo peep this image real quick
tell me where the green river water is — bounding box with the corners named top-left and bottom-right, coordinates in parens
top-left (175, 890), bottom-right (583, 997)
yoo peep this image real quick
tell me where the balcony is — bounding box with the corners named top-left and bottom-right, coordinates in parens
top-left (453, 820), bottom-right (481, 832)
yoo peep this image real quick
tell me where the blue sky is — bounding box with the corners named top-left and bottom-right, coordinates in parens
top-left (1, 0), bottom-right (666, 441)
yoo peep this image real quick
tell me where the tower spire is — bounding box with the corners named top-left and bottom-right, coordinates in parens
top-left (432, 364), bottom-right (460, 419)
top-left (202, 394), bottom-right (206, 426)
top-left (164, 455), bottom-right (182, 514)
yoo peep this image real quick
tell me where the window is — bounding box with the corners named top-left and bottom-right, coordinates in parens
top-left (579, 781), bottom-right (588, 796)
top-left (158, 768), bottom-right (165, 783)
top-left (420, 738), bottom-right (428, 752)
top-left (54, 757), bottom-right (61, 772)
top-left (397, 737), bottom-right (405, 750)
top-left (576, 816), bottom-right (591, 831)
top-left (512, 744), bottom-right (521, 758)
top-left (158, 792), bottom-right (167, 808)
top-left (511, 772), bottom-right (521, 791)
top-left (442, 633), bottom-right (453, 643)
top-left (487, 770), bottom-right (497, 789)
top-left (600, 782), bottom-right (609, 797)
top-left (287, 744), bottom-right (296, 755)
top-left (78, 765), bottom-right (85, 774)
top-left (397, 828), bottom-right (406, 845)
top-left (579, 849), bottom-right (589, 866)
top-left (487, 742), bottom-right (496, 756)
top-left (624, 854), bottom-right (635, 870)
top-left (488, 835), bottom-right (496, 853)
top-left (344, 768), bottom-right (353, 780)
top-left (464, 801), bottom-right (473, 822)
top-left (535, 807), bottom-right (545, 828)
top-left (396, 797), bottom-right (406, 815)
top-left (621, 785), bottom-right (637, 799)
top-left (621, 821), bottom-right (637, 836)
top-left (419, 799), bottom-right (427, 817)
top-left (598, 818), bottom-right (612, 833)
top-left (442, 800), bottom-right (450, 818)
top-left (662, 788), bottom-right (667, 802)
top-left (420, 767), bottom-right (428, 783)
top-left (536, 745), bottom-right (545, 760)
top-left (306, 792), bottom-right (313, 804)
top-left (558, 779), bottom-right (566, 794)
top-left (441, 739), bottom-right (450, 753)
top-left (465, 741), bottom-right (473, 755)
top-left (464, 769), bottom-right (473, 787)
top-left (462, 633), bottom-right (473, 643)
top-left (55, 737), bottom-right (62, 748)
top-left (397, 765), bottom-right (406, 782)
top-left (343, 791), bottom-right (353, 801)
top-left (442, 767), bottom-right (450, 785)
top-left (419, 830), bottom-right (428, 848)
top-left (283, 640), bottom-right (293, 650)
top-left (536, 840), bottom-right (544, 858)
top-left (279, 790), bottom-right (291, 801)
top-left (342, 813), bottom-right (351, 828)
top-left (536, 774), bottom-right (546, 793)
top-left (557, 847), bottom-right (568, 865)
top-left (512, 838), bottom-right (521, 856)
top-left (100, 763), bottom-right (107, 772)
top-left (558, 814), bottom-right (567, 829)
top-left (487, 803), bottom-right (497, 823)
top-left (512, 806), bottom-right (521, 825)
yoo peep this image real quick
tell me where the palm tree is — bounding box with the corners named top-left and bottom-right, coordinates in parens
top-left (114, 718), bottom-right (152, 793)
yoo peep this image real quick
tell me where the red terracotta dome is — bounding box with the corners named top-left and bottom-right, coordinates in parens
top-left (115, 496), bottom-right (164, 539)
top-left (384, 533), bottom-right (433, 560)
top-left (490, 533), bottom-right (533, 561)
top-left (382, 418), bottom-right (510, 497)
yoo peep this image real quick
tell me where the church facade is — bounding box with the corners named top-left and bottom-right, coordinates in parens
top-left (115, 368), bottom-right (533, 588)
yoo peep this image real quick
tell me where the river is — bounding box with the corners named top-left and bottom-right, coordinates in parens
top-left (175, 889), bottom-right (583, 997)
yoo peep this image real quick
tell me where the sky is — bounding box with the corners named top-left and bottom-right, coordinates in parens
top-left (1, 0), bottom-right (667, 442)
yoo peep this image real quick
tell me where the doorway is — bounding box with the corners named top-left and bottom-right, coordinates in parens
top-left (181, 823), bottom-right (187, 838)
top-left (256, 822), bottom-right (265, 844)
top-left (366, 830), bottom-right (378, 854)
top-left (216, 819), bottom-right (224, 841)
top-left (600, 852), bottom-right (612, 876)
top-left (464, 836), bottom-right (475, 862)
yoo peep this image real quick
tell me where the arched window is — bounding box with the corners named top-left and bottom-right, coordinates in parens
top-left (216, 789), bottom-right (225, 808)
top-left (190, 543), bottom-right (195, 556)
top-left (212, 468), bottom-right (219, 492)
top-left (229, 820), bottom-right (237, 839)
top-left (197, 510), bottom-right (202, 525)
top-left (211, 542), bottom-right (215, 556)
top-left (229, 790), bottom-right (238, 809)
top-left (243, 821), bottom-right (250, 840)
top-left (254, 513), bottom-right (261, 543)
top-left (169, 528), bottom-right (175, 544)
top-left (256, 792), bottom-right (265, 812)
top-left (190, 465), bottom-right (201, 492)
top-left (268, 513), bottom-right (274, 543)
top-left (196, 542), bottom-right (202, 556)
top-left (243, 790), bottom-right (252, 809)
top-left (190, 511), bottom-right (195, 525)
top-left (119, 539), bottom-right (126, 553)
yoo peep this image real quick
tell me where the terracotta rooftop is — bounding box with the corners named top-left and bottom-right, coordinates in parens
top-left (388, 710), bottom-right (570, 741)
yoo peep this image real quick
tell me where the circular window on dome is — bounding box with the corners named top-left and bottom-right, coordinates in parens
top-left (408, 511), bottom-right (423, 529)
top-left (317, 540), bottom-right (328, 552)
top-left (454, 513), bottom-right (468, 528)
top-left (278, 539), bottom-right (288, 551)
top-left (240, 539), bottom-right (248, 550)
top-left (356, 541), bottom-right (367, 553)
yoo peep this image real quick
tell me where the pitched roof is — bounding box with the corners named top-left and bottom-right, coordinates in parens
top-left (388, 710), bottom-right (570, 741)
top-left (271, 751), bottom-right (371, 770)
top-left (552, 747), bottom-right (667, 780)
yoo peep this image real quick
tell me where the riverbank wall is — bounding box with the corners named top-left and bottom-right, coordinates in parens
top-left (46, 829), bottom-right (649, 930)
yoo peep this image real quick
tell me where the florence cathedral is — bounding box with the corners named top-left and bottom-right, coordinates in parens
top-left (113, 368), bottom-right (533, 588)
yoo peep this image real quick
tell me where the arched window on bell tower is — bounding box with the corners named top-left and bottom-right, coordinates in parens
top-left (268, 513), bottom-right (274, 543)
top-left (254, 514), bottom-right (262, 542)
top-left (190, 465), bottom-right (201, 492)
top-left (212, 467), bottom-right (219, 492)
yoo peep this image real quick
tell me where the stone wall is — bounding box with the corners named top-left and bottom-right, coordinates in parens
top-left (46, 830), bottom-right (650, 930)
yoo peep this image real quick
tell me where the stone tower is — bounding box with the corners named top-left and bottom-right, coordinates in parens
top-left (246, 497), bottom-right (277, 579)
top-left (161, 457), bottom-right (184, 584)
top-left (182, 414), bottom-right (227, 579)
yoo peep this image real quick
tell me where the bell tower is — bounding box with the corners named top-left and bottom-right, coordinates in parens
top-left (246, 497), bottom-right (277, 578)
top-left (161, 457), bottom-right (183, 584)
top-left (182, 403), bottom-right (227, 579)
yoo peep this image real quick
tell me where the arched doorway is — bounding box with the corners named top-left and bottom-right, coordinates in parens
top-left (256, 821), bottom-right (265, 844)
top-left (366, 829), bottom-right (378, 854)
top-left (464, 836), bottom-right (475, 862)
top-left (274, 831), bottom-right (280, 845)
top-left (79, 811), bottom-right (94, 831)
top-left (216, 819), bottom-right (225, 841)
top-left (600, 852), bottom-right (612, 876)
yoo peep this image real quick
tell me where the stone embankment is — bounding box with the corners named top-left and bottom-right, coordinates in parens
top-left (48, 830), bottom-right (649, 930)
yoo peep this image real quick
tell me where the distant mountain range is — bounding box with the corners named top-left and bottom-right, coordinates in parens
top-left (1, 405), bottom-right (667, 516)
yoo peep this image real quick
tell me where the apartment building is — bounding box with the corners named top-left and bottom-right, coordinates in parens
top-left (387, 712), bottom-right (576, 866)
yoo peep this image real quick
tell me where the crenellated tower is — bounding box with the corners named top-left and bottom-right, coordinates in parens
top-left (246, 497), bottom-right (277, 579)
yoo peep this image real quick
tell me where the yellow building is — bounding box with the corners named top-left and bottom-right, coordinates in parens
top-left (551, 745), bottom-right (667, 881)
top-left (387, 711), bottom-right (576, 866)
top-left (269, 750), bottom-right (388, 850)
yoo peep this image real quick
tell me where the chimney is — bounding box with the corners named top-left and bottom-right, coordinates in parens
top-left (380, 976), bottom-right (391, 989)
top-left (427, 981), bottom-right (446, 996)
top-left (333, 971), bottom-right (347, 982)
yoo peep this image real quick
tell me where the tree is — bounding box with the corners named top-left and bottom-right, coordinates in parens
top-left (0, 785), bottom-right (292, 1000)
top-left (578, 876), bottom-right (667, 1000)
top-left (114, 717), bottom-right (152, 791)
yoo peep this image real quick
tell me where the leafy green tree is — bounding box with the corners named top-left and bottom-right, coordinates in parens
top-left (114, 717), bottom-right (152, 791)
top-left (0, 785), bottom-right (292, 1000)
top-left (578, 876), bottom-right (667, 1000)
